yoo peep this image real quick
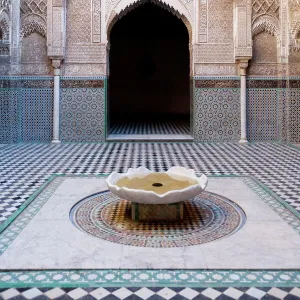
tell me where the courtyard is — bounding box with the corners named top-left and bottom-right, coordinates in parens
top-left (0, 142), bottom-right (300, 299)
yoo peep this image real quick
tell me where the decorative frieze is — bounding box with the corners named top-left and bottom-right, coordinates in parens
top-left (194, 44), bottom-right (235, 63)
top-left (195, 80), bottom-right (240, 88)
top-left (18, 63), bottom-right (50, 74)
top-left (194, 64), bottom-right (237, 76)
top-left (0, 78), bottom-right (53, 88)
top-left (63, 63), bottom-right (106, 76)
top-left (65, 45), bottom-right (106, 63)
top-left (61, 79), bottom-right (104, 88)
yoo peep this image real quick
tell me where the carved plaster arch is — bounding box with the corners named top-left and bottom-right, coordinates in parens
top-left (0, 12), bottom-right (10, 40)
top-left (252, 18), bottom-right (280, 42)
top-left (291, 20), bottom-right (300, 40)
top-left (106, 0), bottom-right (193, 43)
top-left (20, 20), bottom-right (46, 40)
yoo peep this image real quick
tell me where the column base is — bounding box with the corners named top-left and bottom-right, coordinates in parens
top-left (51, 139), bottom-right (61, 144)
top-left (239, 138), bottom-right (249, 144)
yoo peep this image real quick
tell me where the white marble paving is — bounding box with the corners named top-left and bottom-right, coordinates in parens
top-left (0, 177), bottom-right (300, 269)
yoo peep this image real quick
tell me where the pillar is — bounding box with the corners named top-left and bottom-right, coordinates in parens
top-left (51, 59), bottom-right (61, 144)
top-left (239, 61), bottom-right (249, 144)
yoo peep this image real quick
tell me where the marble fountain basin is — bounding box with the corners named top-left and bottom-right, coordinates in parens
top-left (106, 166), bottom-right (208, 204)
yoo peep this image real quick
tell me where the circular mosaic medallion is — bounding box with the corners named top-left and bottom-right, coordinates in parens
top-left (70, 191), bottom-right (246, 248)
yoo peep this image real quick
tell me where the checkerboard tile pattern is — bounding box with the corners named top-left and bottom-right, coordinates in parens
top-left (1, 287), bottom-right (300, 300)
top-left (0, 143), bottom-right (300, 223)
top-left (110, 120), bottom-right (190, 134)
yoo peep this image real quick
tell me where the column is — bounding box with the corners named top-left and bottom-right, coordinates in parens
top-left (239, 62), bottom-right (248, 144)
top-left (51, 59), bottom-right (61, 144)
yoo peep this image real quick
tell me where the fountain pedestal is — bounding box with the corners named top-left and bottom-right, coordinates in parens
top-left (131, 202), bottom-right (184, 221)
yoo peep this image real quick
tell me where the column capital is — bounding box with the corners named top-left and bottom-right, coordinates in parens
top-left (237, 59), bottom-right (250, 76)
top-left (51, 58), bottom-right (62, 69)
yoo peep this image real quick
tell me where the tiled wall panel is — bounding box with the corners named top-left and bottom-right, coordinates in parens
top-left (247, 89), bottom-right (279, 141)
top-left (0, 89), bottom-right (18, 143)
top-left (194, 87), bottom-right (241, 142)
top-left (19, 89), bottom-right (53, 142)
top-left (0, 78), bottom-right (53, 143)
top-left (287, 88), bottom-right (300, 142)
top-left (60, 83), bottom-right (105, 142)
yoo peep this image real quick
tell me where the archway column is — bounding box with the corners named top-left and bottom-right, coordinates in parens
top-left (51, 59), bottom-right (62, 144)
top-left (239, 60), bottom-right (249, 144)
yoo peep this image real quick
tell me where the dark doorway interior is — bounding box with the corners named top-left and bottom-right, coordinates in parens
top-left (109, 2), bottom-right (190, 135)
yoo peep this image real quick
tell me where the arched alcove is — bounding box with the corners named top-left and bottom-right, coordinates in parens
top-left (252, 31), bottom-right (278, 63)
top-left (108, 2), bottom-right (191, 138)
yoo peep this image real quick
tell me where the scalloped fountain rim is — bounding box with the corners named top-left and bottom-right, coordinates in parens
top-left (106, 166), bottom-right (208, 204)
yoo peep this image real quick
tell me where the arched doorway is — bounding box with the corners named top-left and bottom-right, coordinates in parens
top-left (107, 2), bottom-right (192, 140)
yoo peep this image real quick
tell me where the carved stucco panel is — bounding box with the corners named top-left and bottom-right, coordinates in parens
top-left (198, 0), bottom-right (207, 43)
top-left (207, 0), bottom-right (233, 43)
top-left (66, 0), bottom-right (91, 44)
top-left (65, 44), bottom-right (106, 63)
top-left (194, 44), bottom-right (235, 63)
top-left (92, 0), bottom-right (101, 42)
top-left (21, 31), bottom-right (47, 62)
top-left (63, 63), bottom-right (106, 76)
top-left (289, 0), bottom-right (300, 50)
top-left (194, 64), bottom-right (237, 75)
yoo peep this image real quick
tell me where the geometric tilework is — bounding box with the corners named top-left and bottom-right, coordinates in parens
top-left (60, 87), bottom-right (106, 142)
top-left (194, 88), bottom-right (241, 142)
top-left (288, 88), bottom-right (300, 143)
top-left (0, 89), bottom-right (18, 143)
top-left (1, 286), bottom-right (300, 299)
top-left (247, 89), bottom-right (279, 141)
top-left (1, 143), bottom-right (300, 295)
top-left (1, 269), bottom-right (300, 288)
top-left (0, 88), bottom-right (53, 143)
top-left (1, 142), bottom-right (300, 224)
top-left (0, 77), bottom-right (54, 143)
top-left (19, 89), bottom-right (53, 142)
top-left (70, 190), bottom-right (246, 247)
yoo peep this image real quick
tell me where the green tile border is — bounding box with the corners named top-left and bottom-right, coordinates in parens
top-left (0, 174), bottom-right (300, 288)
top-left (0, 270), bottom-right (300, 288)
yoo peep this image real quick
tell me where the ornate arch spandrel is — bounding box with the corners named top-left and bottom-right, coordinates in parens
top-left (20, 19), bottom-right (46, 40)
top-left (106, 0), bottom-right (193, 43)
top-left (252, 18), bottom-right (280, 41)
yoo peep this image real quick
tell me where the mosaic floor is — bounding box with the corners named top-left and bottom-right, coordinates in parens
top-left (0, 142), bottom-right (300, 299)
top-left (71, 189), bottom-right (246, 248)
top-left (109, 120), bottom-right (190, 135)
top-left (1, 175), bottom-right (300, 270)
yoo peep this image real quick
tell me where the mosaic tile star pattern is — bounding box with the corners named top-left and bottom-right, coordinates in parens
top-left (70, 191), bottom-right (246, 247)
